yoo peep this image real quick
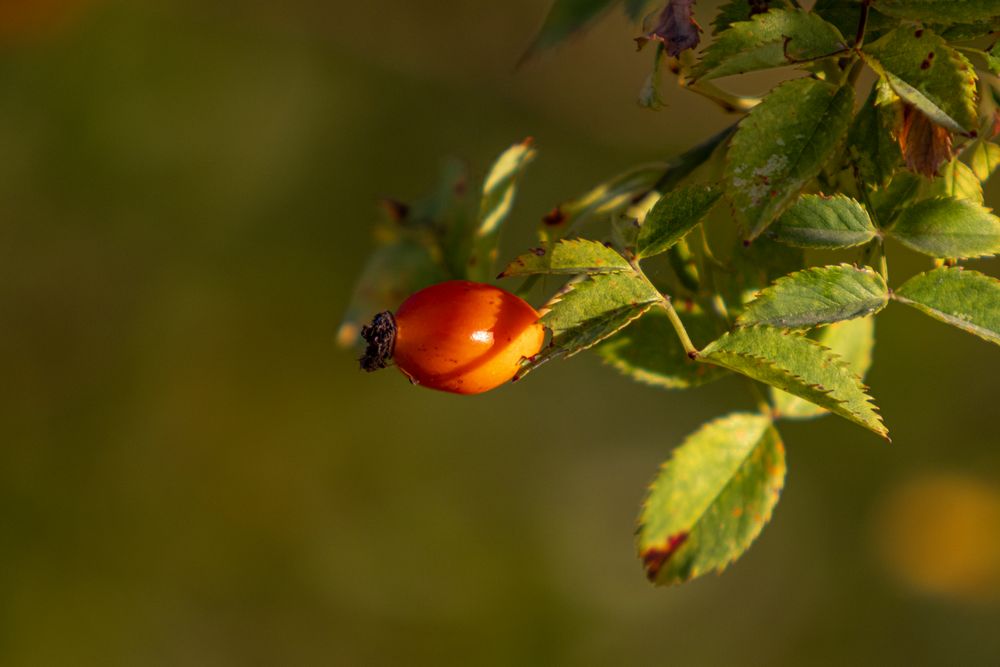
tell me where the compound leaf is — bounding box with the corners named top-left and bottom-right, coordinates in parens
top-left (888, 197), bottom-right (1000, 259)
top-left (636, 184), bottom-right (722, 259)
top-left (691, 9), bottom-right (848, 82)
top-left (772, 317), bottom-right (876, 419)
top-left (873, 0), bottom-right (1000, 23)
top-left (520, 272), bottom-right (662, 376)
top-left (598, 306), bottom-right (729, 389)
top-left (638, 413), bottom-right (785, 586)
top-left (499, 238), bottom-right (630, 277)
top-left (768, 194), bottom-right (878, 249)
top-left (699, 326), bottom-right (888, 438)
top-left (469, 139), bottom-right (536, 281)
top-left (726, 78), bottom-right (854, 241)
top-left (862, 27), bottom-right (978, 134)
top-left (894, 266), bottom-right (1000, 346)
top-left (737, 264), bottom-right (889, 329)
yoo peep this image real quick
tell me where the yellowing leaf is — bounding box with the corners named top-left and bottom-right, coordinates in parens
top-left (470, 139), bottom-right (537, 281)
top-left (499, 238), bottom-right (630, 277)
top-left (638, 413), bottom-right (785, 585)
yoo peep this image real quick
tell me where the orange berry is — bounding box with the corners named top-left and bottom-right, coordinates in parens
top-left (360, 280), bottom-right (545, 395)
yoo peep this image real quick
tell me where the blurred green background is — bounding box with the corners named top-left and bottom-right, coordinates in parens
top-left (3, 1), bottom-right (1000, 665)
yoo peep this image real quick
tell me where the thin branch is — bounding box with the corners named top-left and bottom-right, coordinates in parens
top-left (854, 0), bottom-right (872, 49)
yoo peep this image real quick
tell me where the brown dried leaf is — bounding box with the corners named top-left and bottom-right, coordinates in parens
top-left (898, 105), bottom-right (954, 177)
top-left (636, 0), bottom-right (701, 57)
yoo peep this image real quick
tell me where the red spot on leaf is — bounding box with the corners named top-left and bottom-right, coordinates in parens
top-left (641, 532), bottom-right (689, 581)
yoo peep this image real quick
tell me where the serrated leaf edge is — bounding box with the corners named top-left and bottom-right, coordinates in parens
top-left (700, 327), bottom-right (889, 438)
top-left (892, 267), bottom-right (1000, 346)
top-left (636, 412), bottom-right (786, 586)
top-left (517, 303), bottom-right (656, 380)
top-left (768, 193), bottom-right (878, 249)
top-left (724, 79), bottom-right (854, 241)
top-left (888, 197), bottom-right (1000, 260)
top-left (735, 263), bottom-right (890, 329)
top-left (498, 237), bottom-right (631, 278)
top-left (691, 8), bottom-right (849, 82)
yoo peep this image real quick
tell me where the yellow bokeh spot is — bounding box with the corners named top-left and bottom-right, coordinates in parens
top-left (872, 473), bottom-right (1000, 603)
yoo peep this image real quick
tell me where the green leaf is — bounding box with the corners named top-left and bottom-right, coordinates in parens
top-left (726, 236), bottom-right (806, 318)
top-left (969, 141), bottom-right (1000, 182)
top-left (469, 139), bottom-right (537, 281)
top-left (847, 81), bottom-right (902, 189)
top-left (337, 239), bottom-right (448, 347)
top-left (636, 184), bottom-right (722, 259)
top-left (738, 264), bottom-right (889, 329)
top-left (692, 9), bottom-right (848, 82)
top-left (862, 27), bottom-right (978, 134)
top-left (699, 326), bottom-right (888, 438)
top-left (521, 0), bottom-right (618, 60)
top-left (598, 306), bottom-right (728, 389)
top-left (638, 412), bottom-right (785, 586)
top-left (499, 238), bottom-right (630, 277)
top-left (894, 266), bottom-right (1000, 346)
top-left (772, 317), bottom-right (876, 419)
top-left (711, 0), bottom-right (755, 35)
top-left (726, 78), bottom-right (855, 241)
top-left (888, 197), bottom-right (1000, 259)
top-left (547, 162), bottom-right (666, 229)
top-left (520, 272), bottom-right (662, 376)
top-left (870, 171), bottom-right (924, 225)
top-left (938, 19), bottom-right (1000, 41)
top-left (638, 43), bottom-right (667, 110)
top-left (873, 0), bottom-right (1000, 23)
top-left (988, 41), bottom-right (1000, 76)
top-left (921, 158), bottom-right (983, 203)
top-left (812, 0), bottom-right (899, 43)
top-left (666, 238), bottom-right (701, 292)
top-left (768, 194), bottom-right (878, 249)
